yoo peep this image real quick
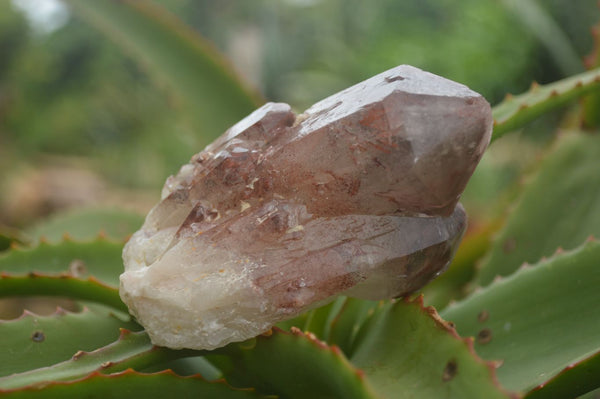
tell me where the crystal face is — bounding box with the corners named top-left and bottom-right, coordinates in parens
top-left (120, 65), bottom-right (492, 350)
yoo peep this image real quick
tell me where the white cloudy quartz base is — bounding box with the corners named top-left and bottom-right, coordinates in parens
top-left (120, 65), bottom-right (492, 350)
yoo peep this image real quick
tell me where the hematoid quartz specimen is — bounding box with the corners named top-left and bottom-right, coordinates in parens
top-left (120, 65), bottom-right (492, 350)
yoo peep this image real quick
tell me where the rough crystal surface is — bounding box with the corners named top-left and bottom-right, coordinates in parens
top-left (120, 65), bottom-right (492, 350)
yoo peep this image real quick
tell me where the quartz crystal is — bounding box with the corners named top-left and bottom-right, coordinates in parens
top-left (120, 65), bottom-right (492, 350)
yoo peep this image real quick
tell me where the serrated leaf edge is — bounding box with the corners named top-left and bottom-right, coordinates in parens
top-left (406, 295), bottom-right (521, 399)
top-left (259, 326), bottom-right (369, 383)
top-left (492, 68), bottom-right (600, 139)
top-left (448, 237), bottom-right (599, 311)
top-left (0, 368), bottom-right (262, 395)
top-left (0, 305), bottom-right (131, 327)
top-left (469, 132), bottom-right (589, 289)
top-left (468, 235), bottom-right (600, 298)
top-left (0, 273), bottom-right (126, 312)
top-left (525, 347), bottom-right (600, 398)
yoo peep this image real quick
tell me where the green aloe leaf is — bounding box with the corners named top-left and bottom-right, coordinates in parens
top-left (327, 297), bottom-right (379, 357)
top-left (441, 239), bottom-right (600, 397)
top-left (0, 226), bottom-right (28, 252)
top-left (0, 238), bottom-right (126, 310)
top-left (0, 238), bottom-right (123, 287)
top-left (27, 208), bottom-right (144, 244)
top-left (275, 297), bottom-right (342, 339)
top-left (0, 370), bottom-right (265, 399)
top-left (492, 68), bottom-right (600, 140)
top-left (299, 297), bottom-right (346, 340)
top-left (0, 274), bottom-right (126, 313)
top-left (582, 24), bottom-right (600, 129)
top-left (0, 237), bottom-right (127, 310)
top-left (525, 349), bottom-right (600, 399)
top-left (0, 330), bottom-right (199, 390)
top-left (0, 308), bottom-right (139, 378)
top-left (65, 0), bottom-right (262, 138)
top-left (473, 131), bottom-right (600, 287)
top-left (275, 296), bottom-right (379, 358)
top-left (214, 327), bottom-right (378, 398)
top-left (422, 221), bottom-right (498, 310)
top-left (350, 297), bottom-right (515, 399)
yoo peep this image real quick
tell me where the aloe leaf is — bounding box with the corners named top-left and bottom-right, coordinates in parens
top-left (578, 388), bottom-right (600, 399)
top-left (327, 297), bottom-right (380, 356)
top-left (525, 349), bottom-right (600, 399)
top-left (492, 68), bottom-right (600, 140)
top-left (275, 298), bottom-right (339, 339)
top-left (299, 297), bottom-right (346, 340)
top-left (145, 356), bottom-right (222, 381)
top-left (27, 208), bottom-right (144, 244)
top-left (350, 297), bottom-right (515, 399)
top-left (0, 274), bottom-right (126, 313)
top-left (0, 234), bottom-right (10, 252)
top-left (0, 308), bottom-right (139, 378)
top-left (0, 238), bottom-right (123, 287)
top-left (275, 296), bottom-right (379, 357)
top-left (582, 24), bottom-right (600, 128)
top-left (441, 240), bottom-right (600, 396)
top-left (0, 330), bottom-right (199, 390)
top-left (0, 369), bottom-right (265, 399)
top-left (0, 237), bottom-right (127, 310)
top-left (64, 0), bottom-right (262, 137)
top-left (0, 227), bottom-right (28, 252)
top-left (215, 327), bottom-right (377, 398)
top-left (422, 221), bottom-right (498, 310)
top-left (473, 131), bottom-right (600, 287)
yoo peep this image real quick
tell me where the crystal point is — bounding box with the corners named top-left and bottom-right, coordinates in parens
top-left (120, 65), bottom-right (492, 350)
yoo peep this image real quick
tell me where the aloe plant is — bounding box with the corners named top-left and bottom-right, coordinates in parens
top-left (2, 1), bottom-right (600, 398)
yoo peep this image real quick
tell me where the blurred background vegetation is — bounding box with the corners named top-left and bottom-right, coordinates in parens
top-left (0, 0), bottom-right (598, 229)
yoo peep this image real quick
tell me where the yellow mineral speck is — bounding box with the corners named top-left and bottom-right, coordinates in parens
top-left (240, 201), bottom-right (251, 212)
top-left (246, 177), bottom-right (259, 189)
top-left (219, 269), bottom-right (225, 273)
top-left (286, 225), bottom-right (304, 234)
